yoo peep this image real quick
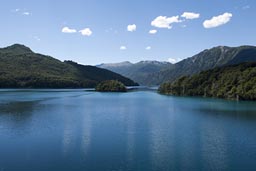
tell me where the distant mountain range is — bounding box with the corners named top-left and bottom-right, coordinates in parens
top-left (99, 45), bottom-right (256, 85)
top-left (98, 61), bottom-right (173, 85)
top-left (0, 44), bottom-right (138, 88)
top-left (2, 44), bottom-right (255, 88)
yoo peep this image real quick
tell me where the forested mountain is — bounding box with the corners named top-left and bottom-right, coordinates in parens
top-left (98, 61), bottom-right (173, 85)
top-left (0, 44), bottom-right (138, 88)
top-left (158, 62), bottom-right (256, 100)
top-left (145, 45), bottom-right (256, 85)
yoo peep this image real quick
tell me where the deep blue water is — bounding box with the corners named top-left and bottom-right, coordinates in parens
top-left (0, 89), bottom-right (256, 171)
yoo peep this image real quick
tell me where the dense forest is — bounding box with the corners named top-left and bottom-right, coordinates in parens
top-left (95, 80), bottom-right (127, 92)
top-left (158, 62), bottom-right (256, 100)
top-left (0, 44), bottom-right (138, 88)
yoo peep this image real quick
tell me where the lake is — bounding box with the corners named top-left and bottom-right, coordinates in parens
top-left (0, 89), bottom-right (256, 171)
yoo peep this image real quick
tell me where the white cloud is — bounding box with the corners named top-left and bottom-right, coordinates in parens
top-left (127, 24), bottom-right (136, 32)
top-left (11, 8), bottom-right (20, 13)
top-left (203, 12), bottom-right (232, 29)
top-left (22, 12), bottom-right (30, 15)
top-left (181, 12), bottom-right (200, 19)
top-left (151, 16), bottom-right (181, 29)
top-left (120, 46), bottom-right (127, 50)
top-left (79, 28), bottom-right (92, 36)
top-left (62, 27), bottom-right (77, 33)
top-left (149, 29), bottom-right (157, 34)
top-left (12, 9), bottom-right (31, 16)
top-left (145, 46), bottom-right (151, 50)
top-left (168, 58), bottom-right (182, 64)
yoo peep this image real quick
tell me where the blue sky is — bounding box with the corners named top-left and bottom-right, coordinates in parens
top-left (0, 0), bottom-right (255, 65)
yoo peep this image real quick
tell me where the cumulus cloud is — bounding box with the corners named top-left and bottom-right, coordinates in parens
top-left (145, 46), bottom-right (151, 50)
top-left (120, 46), bottom-right (127, 50)
top-left (181, 12), bottom-right (200, 19)
top-left (149, 29), bottom-right (157, 34)
top-left (79, 28), bottom-right (92, 36)
top-left (127, 24), bottom-right (136, 32)
top-left (203, 12), bottom-right (232, 28)
top-left (168, 57), bottom-right (182, 64)
top-left (151, 16), bottom-right (181, 29)
top-left (62, 27), bottom-right (77, 33)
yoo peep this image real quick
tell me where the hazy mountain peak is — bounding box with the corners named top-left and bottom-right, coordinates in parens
top-left (98, 61), bottom-right (133, 67)
top-left (138, 60), bottom-right (170, 65)
top-left (99, 60), bottom-right (174, 85)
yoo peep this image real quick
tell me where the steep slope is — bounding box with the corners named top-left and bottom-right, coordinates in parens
top-left (0, 44), bottom-right (138, 88)
top-left (146, 45), bottom-right (256, 85)
top-left (65, 61), bottom-right (138, 86)
top-left (158, 62), bottom-right (256, 100)
top-left (98, 61), bottom-right (173, 85)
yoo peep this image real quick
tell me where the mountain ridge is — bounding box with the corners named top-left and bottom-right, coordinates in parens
top-left (0, 44), bottom-right (138, 88)
top-left (98, 60), bottom-right (173, 85)
top-left (145, 45), bottom-right (256, 85)
top-left (99, 45), bottom-right (256, 85)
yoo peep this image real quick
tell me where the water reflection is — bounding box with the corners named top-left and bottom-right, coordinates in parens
top-left (59, 103), bottom-right (77, 156)
top-left (62, 119), bottom-right (74, 156)
top-left (200, 120), bottom-right (229, 170)
top-left (194, 99), bottom-right (256, 121)
top-left (148, 104), bottom-right (175, 170)
top-left (0, 100), bottom-right (39, 116)
top-left (0, 101), bottom-right (39, 133)
top-left (80, 113), bottom-right (91, 158)
top-left (125, 109), bottom-right (135, 167)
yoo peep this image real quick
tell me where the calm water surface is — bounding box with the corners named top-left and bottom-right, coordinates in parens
top-left (0, 89), bottom-right (256, 171)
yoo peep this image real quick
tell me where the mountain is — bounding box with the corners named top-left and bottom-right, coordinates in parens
top-left (99, 61), bottom-right (133, 68)
top-left (0, 44), bottom-right (138, 88)
top-left (98, 60), bottom-right (173, 85)
top-left (158, 62), bottom-right (256, 101)
top-left (1, 43), bottom-right (34, 54)
top-left (145, 45), bottom-right (256, 85)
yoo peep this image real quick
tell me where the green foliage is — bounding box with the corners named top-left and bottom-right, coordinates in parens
top-left (95, 80), bottom-right (127, 92)
top-left (158, 62), bottom-right (256, 101)
top-left (0, 44), bottom-right (138, 88)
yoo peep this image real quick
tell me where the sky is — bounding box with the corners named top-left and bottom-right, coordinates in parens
top-left (0, 0), bottom-right (255, 65)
